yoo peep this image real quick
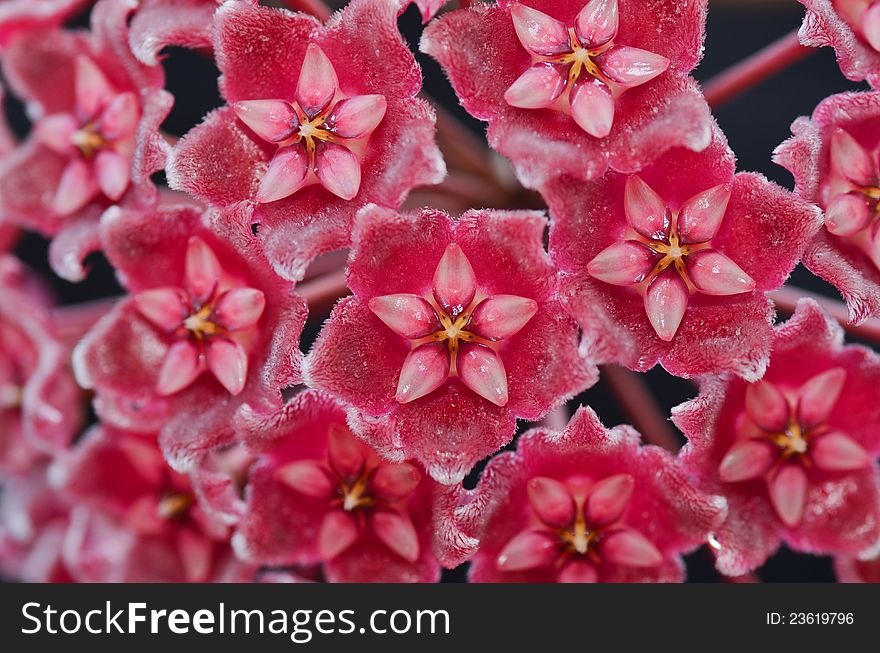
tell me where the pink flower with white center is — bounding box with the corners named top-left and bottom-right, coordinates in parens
top-left (73, 204), bottom-right (307, 471)
top-left (370, 243), bottom-right (538, 406)
top-left (167, 0), bottom-right (444, 281)
top-left (50, 427), bottom-right (257, 582)
top-left (774, 91), bottom-right (880, 322)
top-left (434, 407), bottom-right (726, 582)
top-left (798, 0), bottom-right (880, 87)
top-left (674, 299), bottom-right (880, 576)
top-left (0, 255), bottom-right (83, 473)
top-left (233, 390), bottom-right (441, 583)
top-left (134, 236), bottom-right (266, 397)
top-left (504, 1), bottom-right (668, 138)
top-left (421, 0), bottom-right (711, 188)
top-left (304, 205), bottom-right (596, 484)
top-left (232, 44), bottom-right (387, 203)
top-left (0, 0), bottom-right (172, 281)
top-left (549, 126), bottom-right (822, 380)
top-left (587, 175), bottom-right (754, 342)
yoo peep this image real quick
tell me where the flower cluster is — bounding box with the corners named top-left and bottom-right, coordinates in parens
top-left (0, 0), bottom-right (878, 584)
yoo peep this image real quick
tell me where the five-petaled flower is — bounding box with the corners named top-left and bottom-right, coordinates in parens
top-left (549, 127), bottom-right (822, 379)
top-left (674, 299), bottom-right (880, 576)
top-left (505, 1), bottom-right (669, 138)
top-left (421, 0), bottom-right (711, 187)
top-left (433, 407), bottom-right (726, 582)
top-left (305, 205), bottom-right (595, 484)
top-left (774, 90), bottom-right (880, 322)
top-left (233, 390), bottom-right (441, 583)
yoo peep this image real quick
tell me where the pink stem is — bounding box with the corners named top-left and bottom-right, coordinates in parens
top-left (703, 30), bottom-right (813, 109)
top-left (298, 268), bottom-right (350, 315)
top-left (281, 0), bottom-right (332, 21)
top-left (601, 364), bottom-right (681, 453)
top-left (770, 285), bottom-right (880, 343)
top-left (539, 404), bottom-right (570, 431)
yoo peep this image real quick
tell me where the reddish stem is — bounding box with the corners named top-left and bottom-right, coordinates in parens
top-left (539, 404), bottom-right (570, 431)
top-left (281, 0), bottom-right (332, 21)
top-left (601, 364), bottom-right (682, 453)
top-left (770, 285), bottom-right (880, 342)
top-left (298, 268), bottom-right (350, 315)
top-left (703, 29), bottom-right (813, 109)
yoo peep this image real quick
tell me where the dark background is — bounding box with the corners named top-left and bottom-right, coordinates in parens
top-left (3, 0), bottom-right (867, 582)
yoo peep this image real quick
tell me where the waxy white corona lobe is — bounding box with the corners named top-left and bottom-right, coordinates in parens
top-left (369, 243), bottom-right (537, 406)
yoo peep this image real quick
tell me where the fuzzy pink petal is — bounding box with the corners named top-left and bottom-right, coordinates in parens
top-left (468, 295), bottom-right (538, 341)
top-left (624, 175), bottom-right (669, 240)
top-left (569, 77), bottom-right (615, 139)
top-left (128, 0), bottom-right (217, 66)
top-left (184, 236), bottom-right (222, 303)
top-left (557, 559), bottom-right (598, 583)
top-left (509, 3), bottom-right (570, 56)
top-left (257, 145), bottom-right (310, 204)
top-left (644, 274), bottom-right (689, 342)
top-left (134, 287), bottom-right (186, 331)
top-left (686, 250), bottom-right (756, 296)
top-left (371, 511), bottom-right (420, 563)
top-left (395, 342), bottom-right (451, 404)
top-left (600, 529), bottom-right (663, 567)
top-left (213, 288), bottom-right (266, 332)
top-left (296, 44), bottom-right (338, 119)
top-left (810, 431), bottom-right (871, 471)
top-left (53, 159), bottom-right (99, 215)
top-left (314, 141), bottom-right (362, 201)
top-left (503, 63), bottom-right (567, 109)
top-left (369, 294), bottom-right (441, 339)
top-left (596, 46), bottom-right (669, 89)
top-left (496, 530), bottom-right (557, 571)
top-left (718, 439), bottom-right (776, 483)
top-left (35, 114), bottom-right (77, 154)
top-left (526, 476), bottom-right (575, 528)
top-left (826, 191), bottom-right (873, 236)
top-left (768, 464), bottom-right (808, 528)
top-left (432, 242), bottom-right (477, 318)
top-left (586, 240), bottom-right (657, 286)
top-left (796, 367), bottom-right (846, 430)
top-left (94, 149), bottom-right (130, 201)
top-left (575, 0), bottom-right (618, 48)
top-left (232, 100), bottom-right (298, 144)
top-left (318, 510), bottom-right (360, 561)
top-left (327, 95), bottom-right (388, 139)
top-left (327, 424), bottom-right (367, 481)
top-left (745, 381), bottom-right (790, 432)
top-left (457, 342), bottom-right (508, 407)
top-left (275, 460), bottom-right (337, 500)
top-left (98, 91), bottom-right (140, 141)
top-left (586, 473), bottom-right (635, 527)
top-left (205, 338), bottom-right (248, 396)
top-left (677, 183), bottom-right (732, 244)
top-left (156, 339), bottom-right (202, 397)
top-left (370, 463), bottom-right (421, 502)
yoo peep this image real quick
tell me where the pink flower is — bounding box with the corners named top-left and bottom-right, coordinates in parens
top-left (0, 255), bottom-right (83, 473)
top-left (549, 127), bottom-right (822, 380)
top-left (674, 299), bottom-right (880, 576)
top-left (774, 91), bottom-right (880, 322)
top-left (304, 205), bottom-right (596, 484)
top-left (421, 0), bottom-right (712, 188)
top-left (835, 552), bottom-right (880, 581)
top-left (72, 203), bottom-right (307, 471)
top-left (128, 0), bottom-right (221, 66)
top-left (233, 390), bottom-right (441, 583)
top-left (0, 0), bottom-right (172, 281)
top-left (434, 407), bottom-right (726, 582)
top-left (167, 0), bottom-right (444, 281)
top-left (798, 0), bottom-right (880, 87)
top-left (0, 0), bottom-right (88, 47)
top-left (50, 426), bottom-right (256, 582)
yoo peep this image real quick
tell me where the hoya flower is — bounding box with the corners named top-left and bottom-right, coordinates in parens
top-left (167, 0), bottom-right (444, 281)
top-left (0, 0), bottom-right (172, 280)
top-left (128, 0), bottom-right (221, 66)
top-left (549, 127), bottom-right (822, 380)
top-left (50, 426), bottom-right (256, 582)
top-left (674, 299), bottom-right (880, 576)
top-left (233, 390), bottom-right (441, 583)
top-left (434, 407), bottom-right (725, 582)
top-left (798, 0), bottom-right (880, 87)
top-left (774, 91), bottom-right (880, 322)
top-left (0, 255), bottom-right (83, 472)
top-left (0, 0), bottom-right (89, 47)
top-left (835, 553), bottom-right (880, 581)
top-left (72, 203), bottom-right (307, 471)
top-left (421, 0), bottom-right (712, 188)
top-left (304, 205), bottom-right (595, 484)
